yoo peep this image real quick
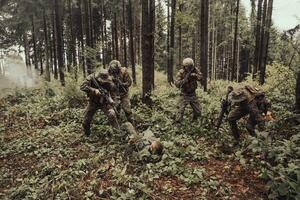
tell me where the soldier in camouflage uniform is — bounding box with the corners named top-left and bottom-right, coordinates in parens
top-left (175, 58), bottom-right (203, 124)
top-left (108, 60), bottom-right (133, 123)
top-left (228, 85), bottom-right (271, 142)
top-left (80, 69), bottom-right (120, 136)
top-left (122, 122), bottom-right (163, 163)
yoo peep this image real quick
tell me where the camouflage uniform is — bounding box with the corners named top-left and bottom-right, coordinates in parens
top-left (228, 85), bottom-right (271, 141)
top-left (122, 122), bottom-right (163, 163)
top-left (80, 70), bottom-right (119, 136)
top-left (108, 60), bottom-right (133, 122)
top-left (175, 58), bottom-right (202, 123)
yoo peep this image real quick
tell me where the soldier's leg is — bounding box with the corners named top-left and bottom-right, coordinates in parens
top-left (190, 96), bottom-right (202, 120)
top-left (228, 105), bottom-right (248, 141)
top-left (246, 100), bottom-right (264, 136)
top-left (83, 102), bottom-right (98, 136)
top-left (175, 96), bottom-right (189, 124)
top-left (121, 95), bottom-right (133, 123)
top-left (102, 105), bottom-right (120, 129)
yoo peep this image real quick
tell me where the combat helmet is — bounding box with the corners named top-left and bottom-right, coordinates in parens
top-left (108, 60), bottom-right (121, 75)
top-left (182, 58), bottom-right (194, 71)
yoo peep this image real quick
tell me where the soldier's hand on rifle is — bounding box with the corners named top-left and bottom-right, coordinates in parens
top-left (94, 89), bottom-right (101, 97)
top-left (190, 73), bottom-right (201, 80)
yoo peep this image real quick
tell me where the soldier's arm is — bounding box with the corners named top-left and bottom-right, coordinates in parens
top-left (80, 74), bottom-right (98, 95)
top-left (174, 71), bottom-right (185, 88)
top-left (122, 70), bottom-right (132, 88)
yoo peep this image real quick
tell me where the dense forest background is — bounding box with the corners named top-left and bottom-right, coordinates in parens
top-left (1, 0), bottom-right (300, 199)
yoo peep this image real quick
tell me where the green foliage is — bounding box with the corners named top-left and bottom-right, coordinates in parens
top-left (1, 63), bottom-right (299, 199)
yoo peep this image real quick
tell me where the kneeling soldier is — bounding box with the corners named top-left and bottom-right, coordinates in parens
top-left (80, 70), bottom-right (119, 136)
top-left (228, 85), bottom-right (271, 142)
top-left (175, 58), bottom-right (202, 124)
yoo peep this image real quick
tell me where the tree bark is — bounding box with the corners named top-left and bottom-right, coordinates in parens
top-left (200, 0), bottom-right (209, 91)
top-left (122, 0), bottom-right (128, 67)
top-left (43, 12), bottom-right (51, 81)
top-left (55, 0), bottom-right (65, 86)
top-left (260, 0), bottom-right (273, 85)
top-left (128, 0), bottom-right (136, 84)
top-left (52, 10), bottom-right (58, 80)
top-left (114, 13), bottom-right (119, 60)
top-left (232, 0), bottom-right (240, 81)
top-left (168, 0), bottom-right (176, 84)
top-left (296, 70), bottom-right (300, 113)
top-left (142, 0), bottom-right (155, 104)
top-left (253, 0), bottom-right (263, 79)
top-left (31, 15), bottom-right (38, 70)
top-left (78, 0), bottom-right (86, 77)
top-left (84, 0), bottom-right (92, 74)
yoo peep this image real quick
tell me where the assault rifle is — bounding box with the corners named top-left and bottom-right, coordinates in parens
top-left (179, 66), bottom-right (196, 88)
top-left (91, 75), bottom-right (115, 105)
top-left (215, 86), bottom-right (233, 131)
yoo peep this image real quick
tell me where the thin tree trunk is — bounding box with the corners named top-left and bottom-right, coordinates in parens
top-left (178, 3), bottom-right (183, 68)
top-left (79, 0), bottom-right (86, 77)
top-left (31, 16), bottom-right (38, 70)
top-left (84, 0), bottom-right (92, 74)
top-left (114, 13), bottom-right (119, 60)
top-left (253, 0), bottom-right (263, 78)
top-left (168, 0), bottom-right (176, 84)
top-left (296, 70), bottom-right (300, 113)
top-left (260, 0), bottom-right (273, 85)
top-left (52, 10), bottom-right (58, 80)
top-left (55, 0), bottom-right (65, 86)
top-left (232, 0), bottom-right (240, 81)
top-left (128, 0), bottom-right (136, 84)
top-left (200, 0), bottom-right (209, 91)
top-left (167, 0), bottom-right (170, 76)
top-left (122, 0), bottom-right (128, 67)
top-left (43, 12), bottom-right (51, 81)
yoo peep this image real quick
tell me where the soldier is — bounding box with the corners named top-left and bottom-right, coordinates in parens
top-left (174, 58), bottom-right (202, 124)
top-left (80, 69), bottom-right (120, 136)
top-left (108, 60), bottom-right (133, 123)
top-left (228, 85), bottom-right (271, 143)
top-left (122, 122), bottom-right (164, 163)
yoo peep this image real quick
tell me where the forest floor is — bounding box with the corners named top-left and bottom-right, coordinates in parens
top-left (0, 65), bottom-right (299, 199)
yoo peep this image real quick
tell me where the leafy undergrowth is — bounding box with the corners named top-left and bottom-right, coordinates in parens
top-left (0, 64), bottom-right (299, 199)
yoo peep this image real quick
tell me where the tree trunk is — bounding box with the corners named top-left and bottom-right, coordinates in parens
top-left (69, 0), bottom-right (77, 80)
top-left (122, 0), bottom-right (128, 67)
top-left (142, 0), bottom-right (155, 104)
top-left (84, 0), bottom-right (92, 74)
top-left (52, 10), bottom-right (58, 80)
top-left (43, 12), bottom-right (51, 81)
top-left (78, 0), bottom-right (86, 77)
top-left (253, 0), bottom-right (263, 79)
top-left (128, 0), bottom-right (136, 84)
top-left (296, 70), bottom-right (300, 113)
top-left (200, 0), bottom-right (209, 91)
top-left (260, 0), bottom-right (273, 85)
top-left (55, 0), bottom-right (65, 86)
top-left (31, 16), bottom-right (38, 70)
top-left (114, 13), bottom-right (119, 60)
top-left (178, 3), bottom-right (183, 68)
top-left (232, 0), bottom-right (240, 81)
top-left (167, 0), bottom-right (170, 76)
top-left (168, 0), bottom-right (176, 84)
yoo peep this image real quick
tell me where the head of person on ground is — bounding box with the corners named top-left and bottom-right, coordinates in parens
top-left (122, 122), bottom-right (164, 162)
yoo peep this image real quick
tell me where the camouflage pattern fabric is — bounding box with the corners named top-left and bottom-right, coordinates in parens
top-left (80, 70), bottom-right (120, 135)
top-left (228, 86), bottom-right (270, 141)
top-left (174, 67), bottom-right (202, 123)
